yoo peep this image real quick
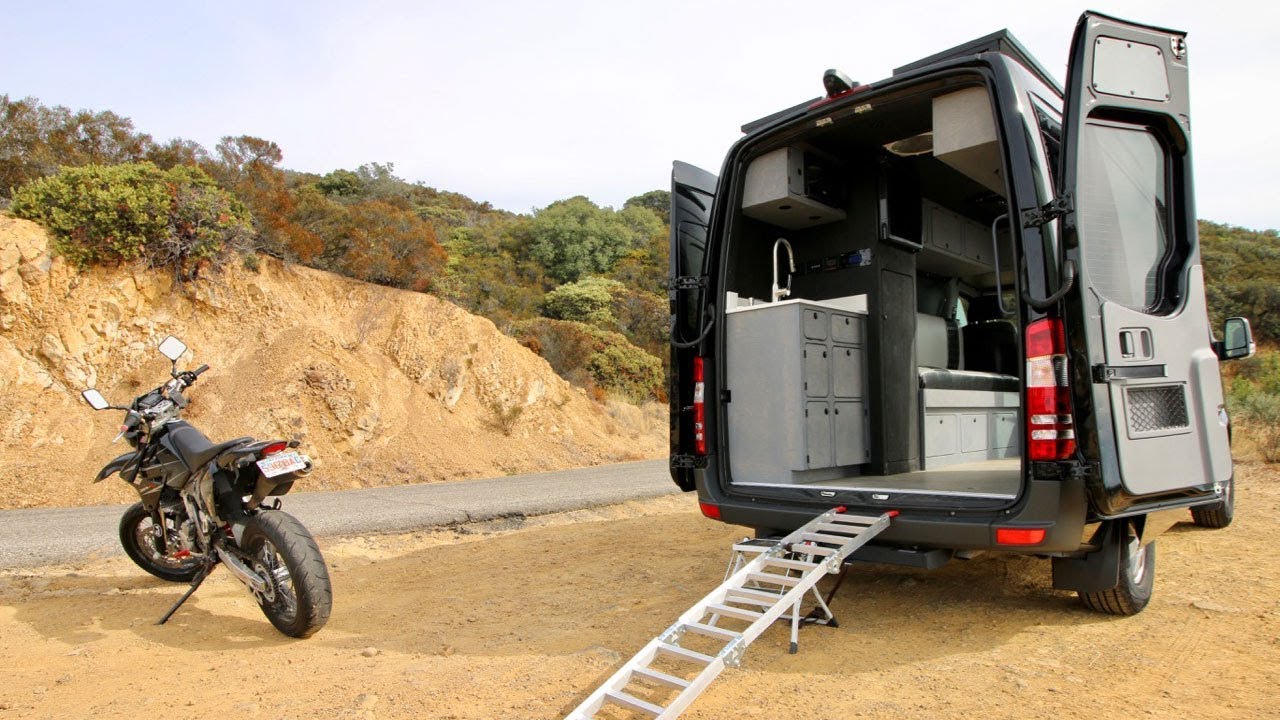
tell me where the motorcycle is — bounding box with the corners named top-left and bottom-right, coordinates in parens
top-left (81, 335), bottom-right (332, 638)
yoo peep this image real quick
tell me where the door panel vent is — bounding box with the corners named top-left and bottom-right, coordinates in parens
top-left (1126, 384), bottom-right (1189, 434)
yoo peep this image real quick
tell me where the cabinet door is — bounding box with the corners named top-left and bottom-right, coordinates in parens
top-left (831, 313), bottom-right (863, 344)
top-left (803, 308), bottom-right (828, 340)
top-left (806, 402), bottom-right (833, 468)
top-left (834, 401), bottom-right (867, 466)
top-left (803, 344), bottom-right (829, 397)
top-left (832, 345), bottom-right (862, 398)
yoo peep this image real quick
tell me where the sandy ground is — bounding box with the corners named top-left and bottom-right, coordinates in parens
top-left (1, 465), bottom-right (1277, 720)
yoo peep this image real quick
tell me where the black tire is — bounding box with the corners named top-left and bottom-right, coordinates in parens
top-left (1079, 522), bottom-right (1155, 616)
top-left (1191, 476), bottom-right (1234, 529)
top-left (240, 510), bottom-right (332, 638)
top-left (119, 502), bottom-right (202, 583)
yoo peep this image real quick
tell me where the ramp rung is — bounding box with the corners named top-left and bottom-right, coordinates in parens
top-left (799, 532), bottom-right (857, 546)
top-left (825, 513), bottom-right (882, 525)
top-left (731, 542), bottom-right (778, 554)
top-left (726, 587), bottom-right (785, 605)
top-left (814, 522), bottom-right (862, 535)
top-left (745, 572), bottom-right (801, 587)
top-left (604, 689), bottom-right (664, 717)
top-left (684, 622), bottom-right (741, 641)
top-left (724, 591), bottom-right (781, 607)
top-left (761, 557), bottom-right (820, 572)
top-left (707, 603), bottom-right (764, 622)
top-left (656, 642), bottom-right (715, 666)
top-left (631, 665), bottom-right (690, 690)
top-left (788, 542), bottom-right (838, 557)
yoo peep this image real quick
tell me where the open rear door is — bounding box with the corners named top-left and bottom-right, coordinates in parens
top-left (1059, 12), bottom-right (1231, 514)
top-left (669, 161), bottom-right (718, 490)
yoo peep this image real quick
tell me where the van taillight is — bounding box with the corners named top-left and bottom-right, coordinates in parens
top-left (1025, 318), bottom-right (1075, 461)
top-left (692, 357), bottom-right (707, 455)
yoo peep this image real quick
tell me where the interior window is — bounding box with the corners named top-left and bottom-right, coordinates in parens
top-left (1076, 121), bottom-right (1171, 312)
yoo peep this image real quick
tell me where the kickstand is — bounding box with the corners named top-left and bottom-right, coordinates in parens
top-left (157, 560), bottom-right (216, 625)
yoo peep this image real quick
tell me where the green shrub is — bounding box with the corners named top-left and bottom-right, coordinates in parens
top-left (10, 162), bottom-right (252, 277)
top-left (541, 277), bottom-right (623, 326)
top-left (515, 318), bottom-right (664, 402)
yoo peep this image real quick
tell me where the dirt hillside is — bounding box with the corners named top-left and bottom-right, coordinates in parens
top-left (0, 216), bottom-right (665, 509)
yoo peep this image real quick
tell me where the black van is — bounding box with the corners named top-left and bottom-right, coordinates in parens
top-left (667, 11), bottom-right (1255, 615)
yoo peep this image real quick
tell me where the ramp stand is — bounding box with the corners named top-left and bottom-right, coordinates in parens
top-left (565, 507), bottom-right (895, 720)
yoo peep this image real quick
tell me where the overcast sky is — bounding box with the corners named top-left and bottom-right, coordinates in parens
top-left (5, 1), bottom-right (1277, 230)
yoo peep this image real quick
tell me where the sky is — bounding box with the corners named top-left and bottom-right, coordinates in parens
top-left (4, 1), bottom-right (1278, 230)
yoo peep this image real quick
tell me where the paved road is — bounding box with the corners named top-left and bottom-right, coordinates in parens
top-left (0, 459), bottom-right (679, 569)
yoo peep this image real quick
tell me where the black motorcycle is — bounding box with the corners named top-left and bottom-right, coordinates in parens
top-left (81, 335), bottom-right (332, 638)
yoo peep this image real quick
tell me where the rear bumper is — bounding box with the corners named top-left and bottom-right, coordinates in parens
top-left (695, 469), bottom-right (1091, 554)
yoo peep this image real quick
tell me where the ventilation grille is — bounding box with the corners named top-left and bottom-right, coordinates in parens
top-left (1126, 384), bottom-right (1189, 434)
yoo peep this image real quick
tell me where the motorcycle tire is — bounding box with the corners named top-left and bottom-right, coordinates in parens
top-left (119, 502), bottom-right (202, 583)
top-left (241, 509), bottom-right (332, 639)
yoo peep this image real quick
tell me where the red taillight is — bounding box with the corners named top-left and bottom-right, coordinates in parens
top-left (996, 527), bottom-right (1047, 546)
top-left (699, 501), bottom-right (721, 520)
top-left (692, 357), bottom-right (707, 456)
top-left (261, 441), bottom-right (289, 456)
top-left (1025, 318), bottom-right (1075, 461)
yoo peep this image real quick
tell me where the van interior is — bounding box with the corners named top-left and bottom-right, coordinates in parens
top-left (721, 75), bottom-right (1025, 506)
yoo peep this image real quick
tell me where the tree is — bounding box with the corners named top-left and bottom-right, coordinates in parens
top-left (522, 196), bottom-right (664, 284)
top-left (624, 189), bottom-right (671, 226)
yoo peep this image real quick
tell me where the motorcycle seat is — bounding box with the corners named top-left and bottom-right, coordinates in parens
top-left (167, 421), bottom-right (253, 469)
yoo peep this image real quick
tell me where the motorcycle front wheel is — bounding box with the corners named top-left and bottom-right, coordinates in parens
top-left (241, 509), bottom-right (332, 638)
top-left (119, 502), bottom-right (202, 583)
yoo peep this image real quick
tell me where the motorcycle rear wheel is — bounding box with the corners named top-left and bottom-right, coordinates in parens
top-left (119, 502), bottom-right (202, 583)
top-left (241, 509), bottom-right (332, 638)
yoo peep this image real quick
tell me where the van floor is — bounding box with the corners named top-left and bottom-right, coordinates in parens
top-left (735, 458), bottom-right (1021, 499)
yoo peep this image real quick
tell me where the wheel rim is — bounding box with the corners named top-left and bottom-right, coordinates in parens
top-left (1125, 531), bottom-right (1148, 586)
top-left (254, 539), bottom-right (298, 623)
top-left (134, 517), bottom-right (200, 572)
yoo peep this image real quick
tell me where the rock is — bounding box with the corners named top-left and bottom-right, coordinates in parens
top-left (356, 693), bottom-right (379, 709)
top-left (361, 646), bottom-right (380, 657)
top-left (39, 333), bottom-right (65, 364)
top-left (1190, 599), bottom-right (1240, 613)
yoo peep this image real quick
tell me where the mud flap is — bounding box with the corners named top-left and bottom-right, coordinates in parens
top-left (1052, 520), bottom-right (1122, 593)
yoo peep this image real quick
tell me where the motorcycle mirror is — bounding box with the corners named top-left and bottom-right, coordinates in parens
top-left (158, 336), bottom-right (188, 362)
top-left (82, 388), bottom-right (110, 411)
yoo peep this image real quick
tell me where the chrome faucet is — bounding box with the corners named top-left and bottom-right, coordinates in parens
top-left (771, 237), bottom-right (795, 302)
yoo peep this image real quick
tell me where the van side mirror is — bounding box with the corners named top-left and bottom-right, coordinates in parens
top-left (1217, 317), bottom-right (1255, 361)
top-left (82, 389), bottom-right (110, 410)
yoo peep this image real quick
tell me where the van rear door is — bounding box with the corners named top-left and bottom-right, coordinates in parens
top-left (669, 161), bottom-right (718, 491)
top-left (1058, 12), bottom-right (1230, 515)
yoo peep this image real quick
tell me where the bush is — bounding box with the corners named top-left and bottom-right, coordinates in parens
top-left (541, 277), bottom-right (623, 326)
top-left (10, 162), bottom-right (252, 277)
top-left (515, 318), bottom-right (664, 402)
top-left (1224, 347), bottom-right (1280, 462)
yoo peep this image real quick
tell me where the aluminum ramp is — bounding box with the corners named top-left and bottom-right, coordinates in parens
top-left (564, 507), bottom-right (895, 719)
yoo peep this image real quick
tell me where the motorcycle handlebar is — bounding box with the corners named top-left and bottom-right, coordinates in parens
top-left (192, 364), bottom-right (210, 377)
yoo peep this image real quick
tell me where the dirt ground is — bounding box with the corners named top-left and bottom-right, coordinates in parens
top-left (1, 464), bottom-right (1277, 720)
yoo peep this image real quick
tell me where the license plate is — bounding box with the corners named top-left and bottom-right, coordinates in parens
top-left (256, 451), bottom-right (307, 478)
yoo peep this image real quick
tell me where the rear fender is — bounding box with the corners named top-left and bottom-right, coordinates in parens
top-left (95, 452), bottom-right (140, 483)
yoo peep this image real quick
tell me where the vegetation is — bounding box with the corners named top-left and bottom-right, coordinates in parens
top-left (9, 162), bottom-right (251, 278)
top-left (0, 95), bottom-right (669, 404)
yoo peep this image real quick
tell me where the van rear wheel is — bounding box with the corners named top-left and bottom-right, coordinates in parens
top-left (1078, 521), bottom-right (1154, 616)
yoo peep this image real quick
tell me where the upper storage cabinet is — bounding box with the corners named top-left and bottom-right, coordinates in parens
top-left (742, 146), bottom-right (847, 229)
top-left (932, 87), bottom-right (1005, 194)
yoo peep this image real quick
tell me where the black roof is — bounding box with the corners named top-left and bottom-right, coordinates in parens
top-left (892, 29), bottom-right (1063, 96)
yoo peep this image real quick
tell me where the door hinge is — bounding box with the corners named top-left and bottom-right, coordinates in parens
top-left (721, 389), bottom-right (732, 403)
top-left (1071, 461), bottom-right (1098, 480)
top-left (1022, 194), bottom-right (1074, 228)
top-left (674, 276), bottom-right (707, 291)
